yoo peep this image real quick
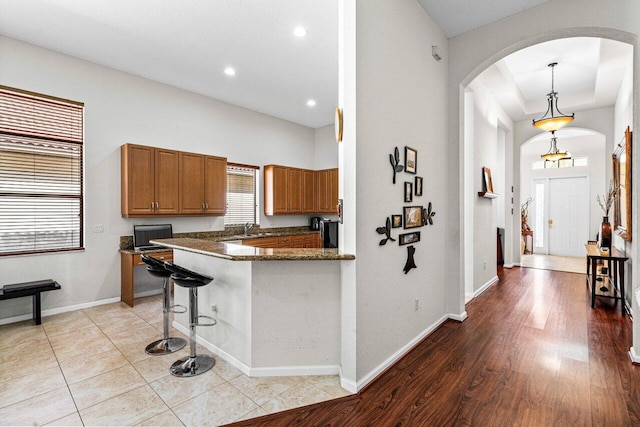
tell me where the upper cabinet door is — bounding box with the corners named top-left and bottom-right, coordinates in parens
top-left (121, 144), bottom-right (155, 216)
top-left (288, 168), bottom-right (303, 213)
top-left (154, 148), bottom-right (180, 214)
top-left (204, 155), bottom-right (227, 214)
top-left (329, 168), bottom-right (339, 213)
top-left (301, 169), bottom-right (317, 213)
top-left (316, 169), bottom-right (329, 212)
top-left (179, 152), bottom-right (205, 214)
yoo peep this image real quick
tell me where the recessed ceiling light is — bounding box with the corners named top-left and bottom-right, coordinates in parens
top-left (224, 67), bottom-right (236, 76)
top-left (306, 99), bottom-right (316, 107)
top-left (293, 27), bottom-right (308, 37)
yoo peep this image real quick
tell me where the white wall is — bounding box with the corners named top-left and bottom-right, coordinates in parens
top-left (467, 80), bottom-right (514, 293)
top-left (350, 0), bottom-right (449, 384)
top-left (0, 36), bottom-right (321, 321)
top-left (613, 58), bottom-right (634, 304)
top-left (447, 0), bottom-right (638, 358)
top-left (314, 125), bottom-right (339, 170)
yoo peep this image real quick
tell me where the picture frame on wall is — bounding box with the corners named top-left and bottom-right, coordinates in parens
top-left (404, 182), bottom-right (413, 202)
top-left (482, 166), bottom-right (494, 193)
top-left (403, 205), bottom-right (423, 229)
top-left (405, 146), bottom-right (417, 174)
top-left (415, 176), bottom-right (423, 196)
top-left (399, 231), bottom-right (421, 245)
top-left (392, 214), bottom-right (402, 228)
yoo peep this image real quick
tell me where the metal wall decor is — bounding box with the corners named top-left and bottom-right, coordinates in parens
top-left (389, 147), bottom-right (404, 184)
top-left (423, 202), bottom-right (436, 225)
top-left (403, 245), bottom-right (417, 274)
top-left (375, 217), bottom-right (396, 245)
top-left (379, 146), bottom-right (436, 274)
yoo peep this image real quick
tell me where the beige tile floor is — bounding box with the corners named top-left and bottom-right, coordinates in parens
top-left (521, 253), bottom-right (585, 274)
top-left (0, 294), bottom-right (350, 426)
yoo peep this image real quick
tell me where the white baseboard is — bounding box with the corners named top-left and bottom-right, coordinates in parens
top-left (172, 321), bottom-right (340, 379)
top-left (0, 296), bottom-right (121, 326)
top-left (356, 314), bottom-right (449, 392)
top-left (134, 289), bottom-right (163, 299)
top-left (503, 263), bottom-right (514, 269)
top-left (474, 276), bottom-right (498, 298)
top-left (339, 367), bottom-right (358, 394)
top-left (449, 311), bottom-right (468, 322)
top-left (629, 347), bottom-right (640, 364)
top-left (464, 276), bottom-right (499, 304)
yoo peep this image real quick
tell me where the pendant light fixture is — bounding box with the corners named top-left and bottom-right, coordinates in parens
top-left (541, 131), bottom-right (571, 161)
top-left (532, 62), bottom-right (574, 132)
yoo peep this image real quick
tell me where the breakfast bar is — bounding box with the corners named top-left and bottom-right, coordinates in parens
top-left (150, 237), bottom-right (354, 376)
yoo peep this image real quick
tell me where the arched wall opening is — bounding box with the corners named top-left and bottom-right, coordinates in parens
top-left (458, 29), bottom-right (635, 309)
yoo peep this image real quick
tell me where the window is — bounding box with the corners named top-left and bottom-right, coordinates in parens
top-left (532, 156), bottom-right (588, 169)
top-left (0, 86), bottom-right (84, 256)
top-left (224, 164), bottom-right (259, 225)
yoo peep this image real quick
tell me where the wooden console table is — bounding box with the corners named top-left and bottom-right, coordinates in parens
top-left (120, 250), bottom-right (173, 307)
top-left (585, 244), bottom-right (628, 315)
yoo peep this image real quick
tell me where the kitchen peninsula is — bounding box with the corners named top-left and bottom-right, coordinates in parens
top-left (150, 237), bottom-right (354, 376)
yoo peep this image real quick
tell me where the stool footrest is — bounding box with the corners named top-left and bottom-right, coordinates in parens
top-left (169, 304), bottom-right (187, 314)
top-left (196, 315), bottom-right (217, 327)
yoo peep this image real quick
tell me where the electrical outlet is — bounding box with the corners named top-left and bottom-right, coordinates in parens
top-left (211, 305), bottom-right (218, 314)
top-left (414, 298), bottom-right (419, 311)
top-left (93, 224), bottom-right (104, 233)
top-left (483, 261), bottom-right (487, 270)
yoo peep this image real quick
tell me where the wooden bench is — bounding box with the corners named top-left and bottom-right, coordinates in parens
top-left (0, 279), bottom-right (61, 325)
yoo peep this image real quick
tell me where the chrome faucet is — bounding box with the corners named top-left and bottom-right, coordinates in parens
top-left (243, 223), bottom-right (255, 235)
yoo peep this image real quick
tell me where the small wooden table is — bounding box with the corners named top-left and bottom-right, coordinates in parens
top-left (120, 250), bottom-right (173, 307)
top-left (585, 244), bottom-right (628, 315)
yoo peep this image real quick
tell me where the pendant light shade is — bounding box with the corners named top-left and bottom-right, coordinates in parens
top-left (541, 132), bottom-right (570, 161)
top-left (532, 62), bottom-right (574, 132)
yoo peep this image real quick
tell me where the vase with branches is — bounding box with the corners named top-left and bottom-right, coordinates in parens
top-left (521, 197), bottom-right (533, 232)
top-left (596, 180), bottom-right (619, 248)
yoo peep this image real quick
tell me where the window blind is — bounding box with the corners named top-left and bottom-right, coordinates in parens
top-left (0, 87), bottom-right (84, 256)
top-left (224, 165), bottom-right (258, 225)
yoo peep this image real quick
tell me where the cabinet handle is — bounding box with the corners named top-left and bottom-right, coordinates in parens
top-left (155, 202), bottom-right (159, 210)
top-left (202, 202), bottom-right (205, 211)
top-left (151, 202), bottom-right (154, 211)
top-left (205, 203), bottom-right (209, 210)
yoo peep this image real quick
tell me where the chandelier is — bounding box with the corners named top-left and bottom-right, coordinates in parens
top-left (541, 131), bottom-right (570, 161)
top-left (532, 62), bottom-right (574, 132)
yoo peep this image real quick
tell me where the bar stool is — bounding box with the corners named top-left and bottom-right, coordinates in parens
top-left (140, 254), bottom-right (187, 355)
top-left (164, 261), bottom-right (216, 377)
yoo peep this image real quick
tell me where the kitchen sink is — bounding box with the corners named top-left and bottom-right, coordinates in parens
top-left (230, 232), bottom-right (273, 239)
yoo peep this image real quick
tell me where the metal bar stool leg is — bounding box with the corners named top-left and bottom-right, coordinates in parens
top-left (145, 277), bottom-right (187, 355)
top-left (170, 287), bottom-right (216, 377)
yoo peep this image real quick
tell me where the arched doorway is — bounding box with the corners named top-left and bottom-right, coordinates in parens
top-left (460, 33), bottom-right (634, 302)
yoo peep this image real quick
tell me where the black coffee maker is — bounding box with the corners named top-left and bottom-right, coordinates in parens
top-left (310, 216), bottom-right (321, 231)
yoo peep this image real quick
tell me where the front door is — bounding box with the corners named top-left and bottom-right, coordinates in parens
top-left (532, 176), bottom-right (589, 257)
top-left (548, 176), bottom-right (589, 256)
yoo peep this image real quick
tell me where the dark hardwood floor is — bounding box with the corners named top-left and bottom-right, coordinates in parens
top-left (227, 266), bottom-right (640, 426)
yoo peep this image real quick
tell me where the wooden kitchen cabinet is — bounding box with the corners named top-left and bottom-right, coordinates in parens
top-left (301, 169), bottom-right (317, 213)
top-left (242, 233), bottom-right (320, 248)
top-left (122, 143), bottom-right (226, 217)
top-left (121, 144), bottom-right (179, 217)
top-left (264, 165), bottom-right (336, 215)
top-left (179, 153), bottom-right (227, 215)
top-left (317, 168), bottom-right (338, 214)
top-left (264, 165), bottom-right (306, 215)
top-left (204, 156), bottom-right (227, 214)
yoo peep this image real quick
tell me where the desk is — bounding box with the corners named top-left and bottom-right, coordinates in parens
top-left (585, 244), bottom-right (628, 315)
top-left (120, 250), bottom-right (173, 307)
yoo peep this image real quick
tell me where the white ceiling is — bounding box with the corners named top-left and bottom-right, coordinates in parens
top-left (0, 0), bottom-right (338, 129)
top-left (474, 37), bottom-right (633, 123)
top-left (416, 0), bottom-right (552, 38)
top-left (0, 1), bottom-right (632, 132)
